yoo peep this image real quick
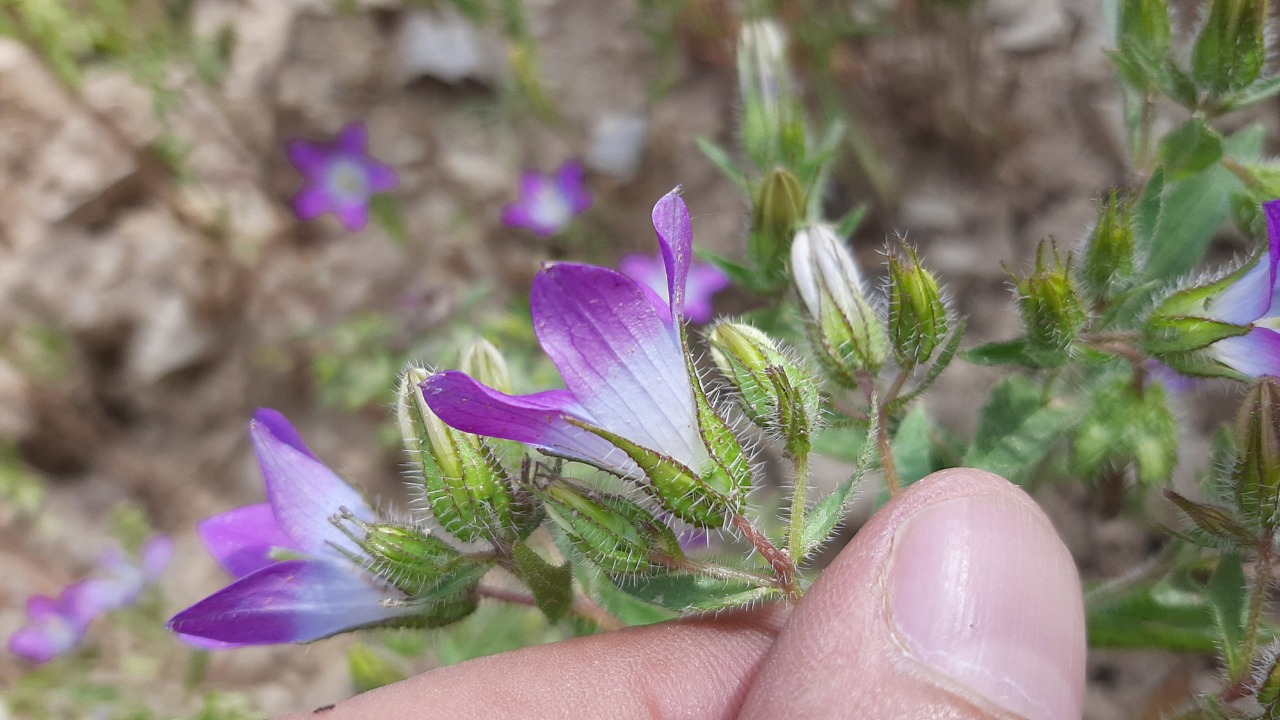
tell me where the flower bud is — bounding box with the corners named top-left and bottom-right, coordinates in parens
top-left (1082, 191), bottom-right (1137, 302)
top-left (751, 168), bottom-right (806, 278)
top-left (335, 512), bottom-right (490, 605)
top-left (1192, 0), bottom-right (1267, 97)
top-left (533, 479), bottom-right (685, 575)
top-left (1233, 379), bottom-right (1280, 528)
top-left (398, 367), bottom-right (516, 543)
top-left (707, 322), bottom-right (819, 456)
top-left (791, 225), bottom-right (888, 386)
top-left (459, 339), bottom-right (513, 395)
top-left (886, 244), bottom-right (948, 367)
top-left (1011, 241), bottom-right (1087, 366)
top-left (737, 19), bottom-right (806, 170)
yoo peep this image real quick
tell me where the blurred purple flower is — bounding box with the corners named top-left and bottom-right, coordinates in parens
top-left (501, 161), bottom-right (592, 237)
top-left (168, 409), bottom-right (416, 647)
top-left (287, 121), bottom-right (398, 232)
top-left (8, 584), bottom-right (96, 664)
top-left (620, 251), bottom-right (730, 324)
top-left (9, 535), bottom-right (171, 664)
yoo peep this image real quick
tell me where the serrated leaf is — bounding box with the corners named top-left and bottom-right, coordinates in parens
top-left (1158, 117), bottom-right (1224, 180)
top-left (613, 572), bottom-right (779, 611)
top-left (696, 137), bottom-right (750, 195)
top-left (962, 377), bottom-right (1078, 486)
top-left (511, 543), bottom-right (573, 623)
top-left (1139, 125), bottom-right (1265, 280)
top-left (1206, 551), bottom-right (1248, 677)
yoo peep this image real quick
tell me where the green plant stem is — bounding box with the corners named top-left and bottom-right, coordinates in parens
top-left (670, 557), bottom-right (788, 590)
top-left (1240, 534), bottom-right (1275, 683)
top-left (730, 513), bottom-right (802, 602)
top-left (477, 585), bottom-right (624, 632)
top-left (787, 451), bottom-right (811, 564)
top-left (859, 371), bottom-right (901, 497)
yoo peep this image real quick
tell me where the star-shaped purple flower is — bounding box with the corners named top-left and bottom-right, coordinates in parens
top-left (167, 409), bottom-right (416, 646)
top-left (501, 161), bottom-right (592, 237)
top-left (619, 251), bottom-right (730, 324)
top-left (287, 121), bottom-right (398, 232)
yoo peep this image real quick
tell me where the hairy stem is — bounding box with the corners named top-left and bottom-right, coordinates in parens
top-left (859, 372), bottom-right (900, 497)
top-left (1240, 535), bottom-right (1275, 683)
top-left (731, 513), bottom-right (801, 602)
top-left (787, 451), bottom-right (811, 564)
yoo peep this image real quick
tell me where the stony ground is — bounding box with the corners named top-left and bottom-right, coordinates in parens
top-left (0, 0), bottom-right (1271, 716)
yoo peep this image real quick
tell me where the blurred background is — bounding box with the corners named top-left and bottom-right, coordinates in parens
top-left (0, 0), bottom-right (1271, 716)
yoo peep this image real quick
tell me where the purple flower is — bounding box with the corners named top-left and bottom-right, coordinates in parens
top-left (167, 409), bottom-right (416, 646)
top-left (77, 535), bottom-right (174, 618)
top-left (620, 252), bottom-right (730, 324)
top-left (8, 584), bottom-right (97, 664)
top-left (424, 189), bottom-right (713, 480)
top-left (1194, 199), bottom-right (1280, 377)
top-left (501, 161), bottom-right (592, 237)
top-left (287, 121), bottom-right (398, 232)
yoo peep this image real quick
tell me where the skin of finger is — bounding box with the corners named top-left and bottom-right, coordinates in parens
top-left (738, 468), bottom-right (1084, 719)
top-left (279, 610), bottom-right (782, 720)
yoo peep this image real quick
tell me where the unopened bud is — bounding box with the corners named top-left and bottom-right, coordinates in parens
top-left (459, 339), bottom-right (513, 395)
top-left (737, 19), bottom-right (805, 169)
top-left (886, 244), bottom-right (948, 367)
top-left (1192, 0), bottom-right (1267, 97)
top-left (533, 479), bottom-right (685, 575)
top-left (707, 322), bottom-right (819, 456)
top-left (1012, 242), bottom-right (1087, 366)
top-left (791, 225), bottom-right (888, 386)
top-left (398, 367), bottom-right (516, 543)
top-left (335, 513), bottom-right (489, 604)
top-left (1117, 0), bottom-right (1172, 55)
top-left (1082, 191), bottom-right (1137, 301)
top-left (751, 168), bottom-right (806, 276)
top-left (1234, 379), bottom-right (1280, 528)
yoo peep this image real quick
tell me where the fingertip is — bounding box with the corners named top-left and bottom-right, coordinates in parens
top-left (740, 468), bottom-right (1086, 719)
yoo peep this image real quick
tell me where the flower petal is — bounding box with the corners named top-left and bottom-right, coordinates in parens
top-left (1212, 327), bottom-right (1280, 378)
top-left (250, 409), bottom-right (376, 558)
top-left (336, 121), bottom-right (369, 155)
top-left (294, 186), bottom-right (332, 221)
top-left (532, 263), bottom-right (706, 468)
top-left (651, 188), bottom-right (693, 321)
top-left (334, 201), bottom-right (371, 232)
top-left (199, 503), bottom-right (298, 578)
top-left (141, 535), bottom-right (176, 581)
top-left (618, 253), bottom-right (674, 325)
top-left (286, 139), bottom-right (330, 177)
top-left (421, 372), bottom-right (639, 476)
top-left (1209, 256), bottom-right (1272, 325)
top-left (555, 161), bottom-right (592, 213)
top-left (365, 161), bottom-right (399, 193)
top-left (684, 261), bottom-right (731, 324)
top-left (166, 559), bottom-right (411, 645)
top-left (8, 595), bottom-right (84, 664)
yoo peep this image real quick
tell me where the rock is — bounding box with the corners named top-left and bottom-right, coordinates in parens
top-left (587, 112), bottom-right (649, 181)
top-left (126, 294), bottom-right (215, 386)
top-left (396, 9), bottom-right (503, 85)
top-left (987, 0), bottom-right (1072, 53)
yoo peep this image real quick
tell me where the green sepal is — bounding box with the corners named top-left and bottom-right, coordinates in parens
top-left (535, 480), bottom-right (685, 575)
top-left (1232, 379), bottom-right (1280, 529)
top-left (1081, 190), bottom-right (1138, 302)
top-left (1010, 241), bottom-right (1087, 366)
top-left (613, 572), bottom-right (781, 612)
top-left (1164, 490), bottom-right (1256, 546)
top-left (886, 244), bottom-right (948, 368)
top-left (750, 167), bottom-right (806, 279)
top-left (1142, 314), bottom-right (1249, 355)
top-left (1191, 0), bottom-right (1267, 98)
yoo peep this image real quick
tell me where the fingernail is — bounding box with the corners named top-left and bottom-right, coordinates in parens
top-left (888, 495), bottom-right (1084, 720)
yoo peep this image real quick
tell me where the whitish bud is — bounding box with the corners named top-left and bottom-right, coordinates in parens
top-left (459, 339), bottom-right (513, 395)
top-left (737, 19), bottom-right (806, 170)
top-left (886, 244), bottom-right (948, 367)
top-left (791, 224), bottom-right (887, 386)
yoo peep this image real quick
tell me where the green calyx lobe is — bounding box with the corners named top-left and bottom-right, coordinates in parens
top-left (1234, 379), bottom-right (1280, 529)
top-left (398, 368), bottom-right (521, 543)
top-left (534, 479), bottom-right (685, 575)
top-left (707, 322), bottom-right (817, 457)
top-left (887, 244), bottom-right (948, 367)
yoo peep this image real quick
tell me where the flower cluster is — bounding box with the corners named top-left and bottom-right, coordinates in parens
top-left (10, 535), bottom-right (172, 664)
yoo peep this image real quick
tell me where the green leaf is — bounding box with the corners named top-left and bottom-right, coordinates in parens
top-left (1218, 75), bottom-right (1280, 113)
top-left (800, 415), bottom-right (877, 559)
top-left (1158, 117), bottom-right (1224, 180)
top-left (1138, 124), bottom-right (1265, 280)
top-left (694, 247), bottom-right (766, 294)
top-left (811, 424), bottom-right (870, 464)
top-left (511, 543), bottom-right (573, 623)
top-left (1207, 551), bottom-right (1248, 677)
top-left (1087, 581), bottom-right (1220, 652)
top-left (613, 573), bottom-right (779, 611)
top-left (835, 204), bottom-right (869, 240)
top-left (892, 406), bottom-right (938, 488)
top-left (963, 338), bottom-right (1055, 368)
top-left (962, 377), bottom-right (1078, 486)
top-left (696, 137), bottom-right (750, 195)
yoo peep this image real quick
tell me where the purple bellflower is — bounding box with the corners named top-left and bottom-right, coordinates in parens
top-left (9, 535), bottom-right (172, 664)
top-left (1189, 199), bottom-right (1280, 378)
top-left (501, 161), bottom-right (592, 237)
top-left (287, 121), bottom-right (398, 232)
top-left (167, 409), bottom-right (415, 646)
top-left (424, 189), bottom-right (717, 482)
top-left (619, 251), bottom-right (730, 324)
